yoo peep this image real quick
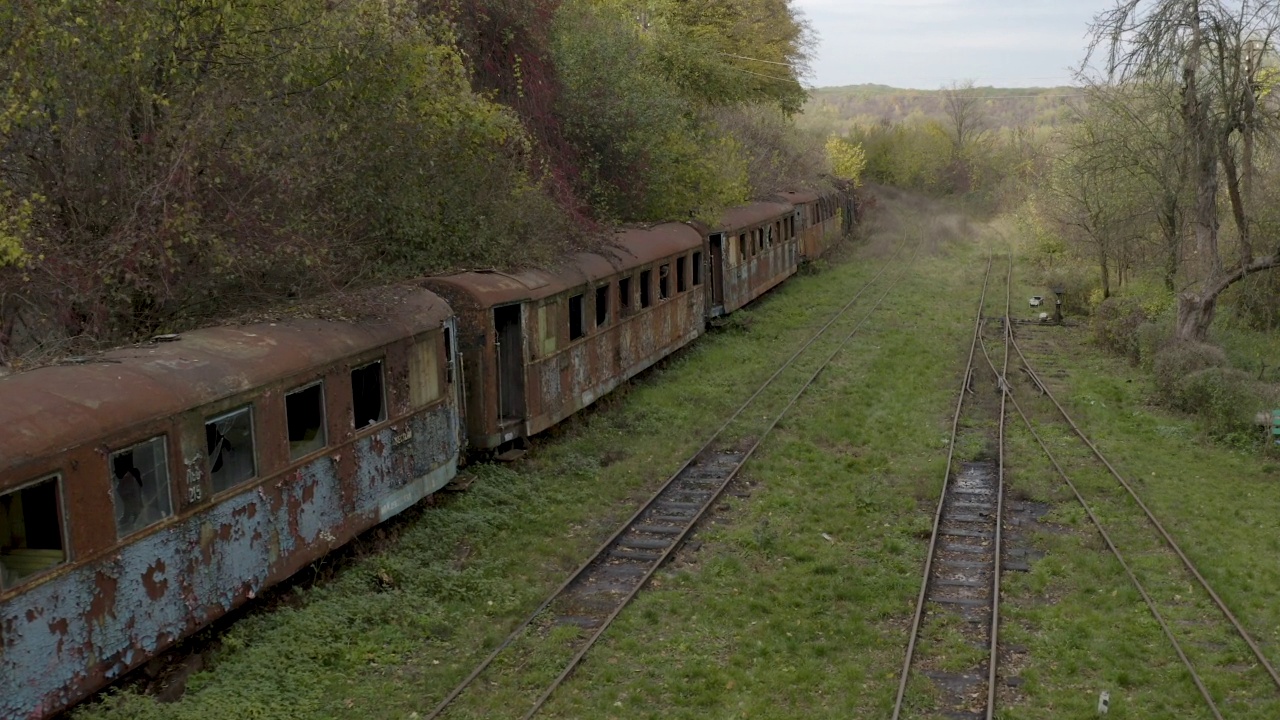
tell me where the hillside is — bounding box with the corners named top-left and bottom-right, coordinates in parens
top-left (801, 83), bottom-right (1081, 133)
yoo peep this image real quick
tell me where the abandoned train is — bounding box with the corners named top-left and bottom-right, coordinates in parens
top-left (0, 189), bottom-right (853, 718)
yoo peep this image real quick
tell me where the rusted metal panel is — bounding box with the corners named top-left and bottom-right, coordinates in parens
top-left (0, 289), bottom-right (462, 720)
top-left (711, 204), bottom-right (800, 316)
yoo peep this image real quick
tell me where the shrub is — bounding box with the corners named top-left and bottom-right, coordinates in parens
top-left (1177, 367), bottom-right (1258, 438)
top-left (1151, 342), bottom-right (1228, 408)
top-left (1094, 296), bottom-right (1154, 363)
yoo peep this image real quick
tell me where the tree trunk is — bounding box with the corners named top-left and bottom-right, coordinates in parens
top-left (1099, 250), bottom-right (1111, 300)
top-left (1176, 292), bottom-right (1216, 341)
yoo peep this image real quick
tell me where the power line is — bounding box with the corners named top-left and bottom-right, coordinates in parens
top-left (716, 51), bottom-right (798, 68)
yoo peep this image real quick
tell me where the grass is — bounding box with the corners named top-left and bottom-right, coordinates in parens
top-left (72, 192), bottom-right (1280, 720)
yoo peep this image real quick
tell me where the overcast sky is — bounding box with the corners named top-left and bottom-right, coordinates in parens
top-left (793, 0), bottom-right (1111, 89)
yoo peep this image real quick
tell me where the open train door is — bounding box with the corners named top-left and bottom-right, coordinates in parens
top-left (493, 304), bottom-right (526, 423)
top-left (708, 233), bottom-right (726, 315)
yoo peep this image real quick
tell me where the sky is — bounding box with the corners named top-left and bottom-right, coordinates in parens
top-left (793, 0), bottom-right (1111, 89)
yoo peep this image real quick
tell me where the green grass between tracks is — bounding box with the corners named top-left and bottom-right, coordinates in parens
top-left (75, 194), bottom-right (1280, 720)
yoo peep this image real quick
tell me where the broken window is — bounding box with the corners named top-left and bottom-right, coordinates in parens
top-left (677, 256), bottom-right (688, 293)
top-left (596, 284), bottom-right (609, 328)
top-left (618, 276), bottom-right (633, 315)
top-left (0, 476), bottom-right (65, 588)
top-left (111, 436), bottom-right (173, 538)
top-left (351, 361), bottom-right (386, 429)
top-left (286, 382), bottom-right (327, 460)
top-left (738, 234), bottom-right (747, 263)
top-left (207, 406), bottom-right (257, 494)
top-left (409, 335), bottom-right (441, 408)
top-left (692, 251), bottom-right (703, 286)
top-left (757, 228), bottom-right (765, 252)
top-left (640, 270), bottom-right (652, 308)
top-left (658, 264), bottom-right (670, 300)
top-left (569, 293), bottom-right (585, 340)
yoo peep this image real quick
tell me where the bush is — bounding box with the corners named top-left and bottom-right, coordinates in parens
top-left (1152, 341), bottom-right (1228, 408)
top-left (1094, 296), bottom-right (1154, 363)
top-left (1037, 267), bottom-right (1096, 316)
top-left (1177, 367), bottom-right (1259, 438)
top-left (1135, 321), bottom-right (1172, 370)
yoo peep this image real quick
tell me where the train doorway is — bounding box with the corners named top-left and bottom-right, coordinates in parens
top-left (708, 233), bottom-right (726, 311)
top-left (493, 304), bottom-right (525, 422)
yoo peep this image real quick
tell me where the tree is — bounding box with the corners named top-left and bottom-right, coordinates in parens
top-left (1089, 0), bottom-right (1280, 340)
top-left (1038, 119), bottom-right (1151, 299)
top-left (940, 80), bottom-right (992, 192)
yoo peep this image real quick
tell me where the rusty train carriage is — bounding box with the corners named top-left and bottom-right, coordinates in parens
top-left (704, 201), bottom-right (800, 317)
top-left (424, 223), bottom-right (706, 450)
top-left (775, 189), bottom-right (849, 262)
top-left (0, 288), bottom-right (462, 720)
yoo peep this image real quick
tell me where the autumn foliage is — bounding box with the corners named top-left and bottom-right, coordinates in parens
top-left (0, 0), bottom-right (824, 362)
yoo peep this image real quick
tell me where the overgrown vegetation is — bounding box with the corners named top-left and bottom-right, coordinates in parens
top-left (0, 0), bottom-right (845, 363)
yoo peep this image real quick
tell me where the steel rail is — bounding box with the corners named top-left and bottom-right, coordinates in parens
top-left (984, 254), bottom-right (1012, 720)
top-left (978, 345), bottom-right (1223, 719)
top-left (1010, 335), bottom-right (1280, 693)
top-left (891, 255), bottom-right (993, 720)
top-left (517, 240), bottom-right (924, 720)
top-left (423, 238), bottom-right (915, 720)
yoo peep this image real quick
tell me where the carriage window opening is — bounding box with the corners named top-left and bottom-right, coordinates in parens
top-left (595, 285), bottom-right (609, 328)
top-left (409, 335), bottom-right (441, 407)
top-left (351, 361), bottom-right (386, 429)
top-left (207, 407), bottom-right (257, 494)
top-left (619, 276), bottom-right (633, 314)
top-left (569, 293), bottom-right (585, 340)
top-left (738, 234), bottom-right (747, 264)
top-left (639, 270), bottom-right (652, 308)
top-left (658, 264), bottom-right (670, 300)
top-left (676, 256), bottom-right (688, 293)
top-left (286, 382), bottom-right (327, 460)
top-left (111, 436), bottom-right (173, 538)
top-left (692, 251), bottom-right (703, 285)
top-left (0, 477), bottom-right (65, 588)
top-left (757, 228), bottom-right (765, 252)
top-left (444, 327), bottom-right (455, 384)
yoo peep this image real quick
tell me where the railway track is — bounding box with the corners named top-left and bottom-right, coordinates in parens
top-left (892, 255), bottom-right (1013, 720)
top-left (424, 239), bottom-right (920, 719)
top-left (980, 260), bottom-right (1280, 717)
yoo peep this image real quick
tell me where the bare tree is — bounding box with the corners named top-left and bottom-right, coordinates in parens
top-left (940, 79), bottom-right (991, 192)
top-left (1088, 0), bottom-right (1280, 340)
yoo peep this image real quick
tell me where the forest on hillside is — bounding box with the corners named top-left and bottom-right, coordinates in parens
top-left (803, 84), bottom-right (1080, 133)
top-left (0, 0), bottom-right (838, 364)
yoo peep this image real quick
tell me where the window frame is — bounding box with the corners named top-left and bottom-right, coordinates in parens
top-left (658, 263), bottom-right (670, 301)
top-left (639, 269), bottom-right (652, 308)
top-left (692, 251), bottom-right (703, 286)
top-left (568, 293), bottom-right (586, 341)
top-left (676, 256), bottom-right (687, 293)
top-left (595, 284), bottom-right (610, 328)
top-left (350, 359), bottom-right (389, 431)
top-left (110, 435), bottom-right (175, 540)
top-left (618, 276), bottom-right (633, 316)
top-left (285, 380), bottom-right (329, 461)
top-left (205, 405), bottom-right (259, 496)
top-left (0, 473), bottom-right (69, 589)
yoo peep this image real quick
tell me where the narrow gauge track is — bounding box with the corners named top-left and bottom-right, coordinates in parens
top-left (983, 263), bottom-right (1280, 717)
top-left (892, 255), bottom-right (1012, 720)
top-left (425, 239), bottom-right (920, 720)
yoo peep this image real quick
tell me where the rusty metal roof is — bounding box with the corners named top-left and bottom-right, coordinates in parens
top-left (773, 190), bottom-right (822, 205)
top-left (424, 222), bottom-right (703, 308)
top-left (0, 288), bottom-right (452, 484)
top-left (716, 201), bottom-right (794, 232)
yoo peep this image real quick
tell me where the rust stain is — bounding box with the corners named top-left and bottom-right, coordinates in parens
top-left (142, 561), bottom-right (168, 601)
top-left (88, 572), bottom-right (118, 623)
